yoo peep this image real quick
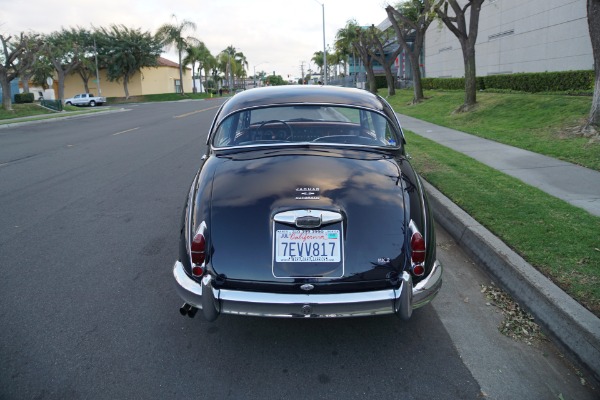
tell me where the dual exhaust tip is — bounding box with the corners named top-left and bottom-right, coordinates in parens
top-left (179, 303), bottom-right (198, 318)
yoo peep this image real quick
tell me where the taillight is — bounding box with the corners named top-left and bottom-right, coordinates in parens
top-left (411, 231), bottom-right (426, 264)
top-left (410, 224), bottom-right (426, 277)
top-left (191, 223), bottom-right (207, 276)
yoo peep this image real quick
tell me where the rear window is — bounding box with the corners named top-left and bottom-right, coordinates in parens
top-left (212, 105), bottom-right (400, 148)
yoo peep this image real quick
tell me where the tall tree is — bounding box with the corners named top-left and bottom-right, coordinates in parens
top-left (156, 15), bottom-right (197, 95)
top-left (201, 51), bottom-right (217, 93)
top-left (352, 26), bottom-right (378, 93)
top-left (366, 24), bottom-right (402, 96)
top-left (233, 50), bottom-right (248, 87)
top-left (386, 1), bottom-right (440, 103)
top-left (435, 0), bottom-right (485, 112)
top-left (326, 49), bottom-right (338, 79)
top-left (335, 20), bottom-right (378, 92)
top-left (220, 46), bottom-right (246, 90)
top-left (335, 20), bottom-right (359, 81)
top-left (587, 0), bottom-right (600, 132)
top-left (13, 33), bottom-right (43, 95)
top-left (0, 33), bottom-right (41, 110)
top-left (216, 51), bottom-right (229, 88)
top-left (43, 28), bottom-right (86, 102)
top-left (97, 25), bottom-right (162, 99)
top-left (71, 29), bottom-right (97, 94)
top-left (311, 50), bottom-right (325, 81)
top-left (334, 22), bottom-right (356, 76)
top-left (31, 55), bottom-right (54, 91)
top-left (183, 39), bottom-right (204, 93)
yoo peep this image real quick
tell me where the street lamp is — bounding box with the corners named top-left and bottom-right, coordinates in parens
top-left (314, 0), bottom-right (327, 85)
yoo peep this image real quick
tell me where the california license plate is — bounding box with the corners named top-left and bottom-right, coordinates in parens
top-left (275, 230), bottom-right (341, 262)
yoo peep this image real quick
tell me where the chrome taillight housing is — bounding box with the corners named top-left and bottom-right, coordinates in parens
top-left (409, 220), bottom-right (426, 277)
top-left (190, 222), bottom-right (207, 277)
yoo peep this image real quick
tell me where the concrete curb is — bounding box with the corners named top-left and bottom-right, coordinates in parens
top-left (423, 180), bottom-right (600, 381)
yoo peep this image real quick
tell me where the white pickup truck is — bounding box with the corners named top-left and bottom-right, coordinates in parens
top-left (64, 93), bottom-right (106, 107)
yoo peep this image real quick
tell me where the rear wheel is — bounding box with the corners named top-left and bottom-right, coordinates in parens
top-left (89, 100), bottom-right (96, 107)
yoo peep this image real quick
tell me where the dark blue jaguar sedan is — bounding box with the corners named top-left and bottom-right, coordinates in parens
top-left (173, 85), bottom-right (442, 321)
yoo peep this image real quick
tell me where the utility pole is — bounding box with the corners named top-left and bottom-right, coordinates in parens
top-left (94, 38), bottom-right (101, 95)
top-left (313, 0), bottom-right (327, 85)
top-left (300, 61), bottom-right (305, 84)
top-left (321, 2), bottom-right (327, 85)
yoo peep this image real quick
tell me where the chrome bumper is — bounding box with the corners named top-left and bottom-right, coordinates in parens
top-left (173, 260), bottom-right (442, 321)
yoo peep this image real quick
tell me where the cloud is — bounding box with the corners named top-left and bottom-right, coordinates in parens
top-left (0, 0), bottom-right (389, 78)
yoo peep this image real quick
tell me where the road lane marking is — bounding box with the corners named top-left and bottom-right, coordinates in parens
top-left (112, 127), bottom-right (140, 136)
top-left (173, 104), bottom-right (221, 119)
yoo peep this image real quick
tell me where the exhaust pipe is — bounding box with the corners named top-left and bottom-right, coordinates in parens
top-left (180, 303), bottom-right (192, 316)
top-left (187, 307), bottom-right (198, 318)
top-left (179, 303), bottom-right (199, 318)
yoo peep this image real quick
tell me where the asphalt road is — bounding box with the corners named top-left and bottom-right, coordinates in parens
top-left (0, 100), bottom-right (596, 399)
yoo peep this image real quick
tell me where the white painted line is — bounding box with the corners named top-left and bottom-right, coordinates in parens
top-left (112, 127), bottom-right (140, 136)
top-left (173, 105), bottom-right (221, 119)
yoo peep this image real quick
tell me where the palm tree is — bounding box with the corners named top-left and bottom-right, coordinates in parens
top-left (326, 50), bottom-right (339, 79)
top-left (335, 20), bottom-right (359, 80)
top-left (216, 52), bottom-right (230, 89)
top-left (220, 46), bottom-right (247, 90)
top-left (335, 20), bottom-right (358, 76)
top-left (156, 15), bottom-right (197, 95)
top-left (183, 40), bottom-right (205, 93)
top-left (233, 51), bottom-right (248, 88)
top-left (311, 51), bottom-right (324, 80)
top-left (202, 52), bottom-right (217, 93)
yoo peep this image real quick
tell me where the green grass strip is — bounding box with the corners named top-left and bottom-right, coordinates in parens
top-left (0, 103), bottom-right (56, 120)
top-left (404, 130), bottom-right (600, 315)
top-left (386, 89), bottom-right (599, 171)
top-left (107, 92), bottom-right (215, 104)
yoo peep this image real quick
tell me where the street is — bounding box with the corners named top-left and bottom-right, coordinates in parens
top-left (0, 100), bottom-right (596, 399)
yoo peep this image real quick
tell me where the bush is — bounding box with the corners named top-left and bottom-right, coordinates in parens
top-left (483, 70), bottom-right (594, 92)
top-left (422, 77), bottom-right (466, 90)
top-left (421, 70), bottom-right (594, 93)
top-left (374, 75), bottom-right (387, 89)
top-left (14, 93), bottom-right (34, 103)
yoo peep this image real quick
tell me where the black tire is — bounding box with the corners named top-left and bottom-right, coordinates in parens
top-left (89, 100), bottom-right (96, 107)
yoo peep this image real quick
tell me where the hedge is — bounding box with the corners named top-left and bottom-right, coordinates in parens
top-left (14, 93), bottom-right (35, 103)
top-left (421, 70), bottom-right (594, 93)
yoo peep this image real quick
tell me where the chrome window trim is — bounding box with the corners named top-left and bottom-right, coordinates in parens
top-left (210, 141), bottom-right (400, 152)
top-left (208, 103), bottom-right (403, 151)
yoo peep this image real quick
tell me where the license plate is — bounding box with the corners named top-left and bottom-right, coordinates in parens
top-left (275, 230), bottom-right (341, 262)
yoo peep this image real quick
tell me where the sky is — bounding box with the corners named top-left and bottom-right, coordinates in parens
top-left (0, 0), bottom-right (391, 79)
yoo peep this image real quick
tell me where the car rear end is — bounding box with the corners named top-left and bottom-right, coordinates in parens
top-left (173, 86), bottom-right (442, 320)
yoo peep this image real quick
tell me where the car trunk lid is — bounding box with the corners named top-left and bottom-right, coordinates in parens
top-left (208, 149), bottom-right (408, 287)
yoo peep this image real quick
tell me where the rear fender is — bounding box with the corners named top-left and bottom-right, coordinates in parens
top-left (400, 159), bottom-right (436, 279)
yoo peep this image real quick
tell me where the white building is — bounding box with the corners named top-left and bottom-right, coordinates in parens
top-left (423, 0), bottom-right (593, 77)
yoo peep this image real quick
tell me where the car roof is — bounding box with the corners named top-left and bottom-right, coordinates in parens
top-left (216, 86), bottom-right (390, 119)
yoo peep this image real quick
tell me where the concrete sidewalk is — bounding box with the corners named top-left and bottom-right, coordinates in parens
top-left (399, 114), bottom-right (600, 217)
top-left (397, 113), bottom-right (600, 381)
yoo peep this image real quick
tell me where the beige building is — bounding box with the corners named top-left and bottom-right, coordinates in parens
top-left (63, 57), bottom-right (193, 98)
top-left (423, 0), bottom-right (593, 78)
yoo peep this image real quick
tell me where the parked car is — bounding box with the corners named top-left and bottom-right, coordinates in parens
top-left (64, 93), bottom-right (106, 107)
top-left (174, 85), bottom-right (442, 321)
